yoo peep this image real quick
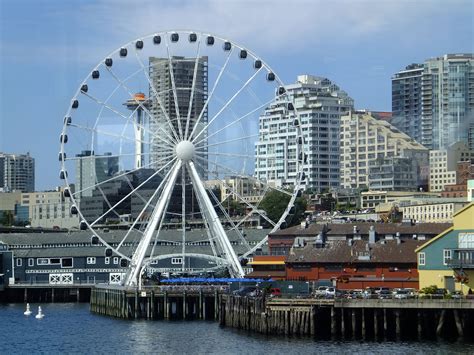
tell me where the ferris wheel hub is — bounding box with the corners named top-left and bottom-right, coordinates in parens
top-left (175, 140), bottom-right (195, 161)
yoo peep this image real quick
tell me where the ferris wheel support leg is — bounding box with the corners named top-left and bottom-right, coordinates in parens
top-left (187, 161), bottom-right (245, 278)
top-left (124, 161), bottom-right (182, 287)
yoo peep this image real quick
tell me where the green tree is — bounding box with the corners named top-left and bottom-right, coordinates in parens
top-left (259, 190), bottom-right (307, 227)
top-left (0, 211), bottom-right (14, 226)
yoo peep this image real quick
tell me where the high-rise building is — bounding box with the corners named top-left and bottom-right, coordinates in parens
top-left (391, 64), bottom-right (424, 143)
top-left (75, 150), bottom-right (119, 200)
top-left (255, 75), bottom-right (353, 192)
top-left (0, 152), bottom-right (35, 193)
top-left (148, 56), bottom-right (208, 177)
top-left (392, 54), bottom-right (474, 149)
top-left (340, 111), bottom-right (428, 191)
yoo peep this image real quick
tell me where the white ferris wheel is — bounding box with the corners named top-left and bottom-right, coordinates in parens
top-left (59, 30), bottom-right (305, 286)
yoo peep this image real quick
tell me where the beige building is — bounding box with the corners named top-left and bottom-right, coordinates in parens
top-left (22, 187), bottom-right (79, 229)
top-left (429, 142), bottom-right (474, 192)
top-left (400, 199), bottom-right (469, 223)
top-left (205, 176), bottom-right (264, 204)
top-left (362, 190), bottom-right (439, 210)
top-left (340, 111), bottom-right (428, 190)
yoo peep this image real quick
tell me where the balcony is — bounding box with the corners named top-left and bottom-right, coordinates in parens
top-left (447, 250), bottom-right (474, 269)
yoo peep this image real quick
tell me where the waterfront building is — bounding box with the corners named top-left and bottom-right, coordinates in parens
top-left (267, 222), bottom-right (449, 257)
top-left (391, 64), bottom-right (424, 143)
top-left (416, 202), bottom-right (474, 294)
top-left (255, 75), bottom-right (353, 191)
top-left (0, 228), bottom-right (269, 285)
top-left (429, 141), bottom-right (474, 192)
top-left (0, 152), bottom-right (35, 193)
top-left (360, 190), bottom-right (439, 210)
top-left (398, 198), bottom-right (469, 223)
top-left (340, 111), bottom-right (428, 191)
top-left (279, 223), bottom-right (447, 289)
top-left (392, 54), bottom-right (474, 149)
top-left (245, 255), bottom-right (287, 280)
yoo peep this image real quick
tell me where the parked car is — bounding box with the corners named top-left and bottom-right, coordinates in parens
top-left (269, 288), bottom-right (282, 297)
top-left (313, 286), bottom-right (328, 298)
top-left (324, 287), bottom-right (342, 298)
top-left (363, 287), bottom-right (377, 299)
top-left (451, 291), bottom-right (463, 299)
top-left (378, 290), bottom-right (392, 299)
top-left (393, 288), bottom-right (409, 299)
top-left (374, 287), bottom-right (391, 295)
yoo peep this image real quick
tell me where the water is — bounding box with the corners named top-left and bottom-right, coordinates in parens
top-left (1, 303), bottom-right (473, 354)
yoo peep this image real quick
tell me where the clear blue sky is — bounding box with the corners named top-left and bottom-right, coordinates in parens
top-left (0, 0), bottom-right (472, 190)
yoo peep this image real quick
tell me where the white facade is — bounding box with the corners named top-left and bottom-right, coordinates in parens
top-left (255, 75), bottom-right (353, 191)
top-left (429, 141), bottom-right (474, 192)
top-left (400, 200), bottom-right (469, 223)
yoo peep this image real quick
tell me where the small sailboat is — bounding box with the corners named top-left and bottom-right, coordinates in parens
top-left (35, 306), bottom-right (44, 319)
top-left (24, 303), bottom-right (32, 316)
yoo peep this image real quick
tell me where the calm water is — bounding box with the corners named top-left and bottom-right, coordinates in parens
top-left (1, 303), bottom-right (473, 354)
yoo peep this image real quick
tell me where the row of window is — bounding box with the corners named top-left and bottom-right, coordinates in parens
top-left (15, 256), bottom-right (121, 268)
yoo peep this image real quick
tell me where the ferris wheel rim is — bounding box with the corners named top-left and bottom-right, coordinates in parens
top-left (59, 29), bottom-right (306, 280)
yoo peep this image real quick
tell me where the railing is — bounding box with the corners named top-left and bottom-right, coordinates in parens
top-left (447, 258), bottom-right (474, 269)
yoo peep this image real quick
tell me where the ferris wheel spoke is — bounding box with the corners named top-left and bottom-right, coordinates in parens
top-left (197, 151), bottom-right (254, 160)
top-left (194, 156), bottom-right (276, 228)
top-left (133, 50), bottom-right (181, 143)
top-left (104, 66), bottom-right (179, 145)
top-left (180, 165), bottom-right (186, 272)
top-left (89, 157), bottom-right (177, 227)
top-left (205, 183), bottom-right (251, 251)
top-left (197, 133), bottom-right (259, 150)
top-left (116, 163), bottom-right (177, 252)
top-left (186, 160), bottom-right (244, 277)
top-left (194, 93), bottom-right (285, 146)
top-left (125, 160), bottom-right (182, 286)
top-left (71, 153), bottom-right (173, 199)
top-left (184, 36), bottom-right (202, 140)
top-left (164, 35), bottom-right (184, 140)
top-left (188, 47), bottom-right (234, 141)
top-left (191, 67), bottom-right (263, 143)
top-left (64, 151), bottom-right (153, 162)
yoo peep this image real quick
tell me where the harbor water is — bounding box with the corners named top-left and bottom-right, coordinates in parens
top-left (2, 303), bottom-right (473, 354)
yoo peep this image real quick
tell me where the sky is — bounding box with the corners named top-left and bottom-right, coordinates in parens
top-left (0, 0), bottom-right (472, 191)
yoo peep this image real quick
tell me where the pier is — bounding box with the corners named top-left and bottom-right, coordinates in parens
top-left (88, 284), bottom-right (474, 341)
top-left (220, 296), bottom-right (474, 340)
top-left (90, 284), bottom-right (226, 320)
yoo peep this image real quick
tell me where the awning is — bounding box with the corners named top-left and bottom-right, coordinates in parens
top-left (249, 261), bottom-right (286, 265)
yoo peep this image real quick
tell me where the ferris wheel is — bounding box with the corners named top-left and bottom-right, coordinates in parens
top-left (59, 30), bottom-right (305, 286)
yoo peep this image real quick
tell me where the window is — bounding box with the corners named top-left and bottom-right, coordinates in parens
top-left (418, 252), bottom-right (426, 266)
top-left (171, 257), bottom-right (183, 265)
top-left (87, 257), bottom-right (96, 265)
top-left (28, 258), bottom-right (34, 267)
top-left (105, 257), bottom-right (110, 265)
top-left (443, 249), bottom-right (452, 265)
top-left (61, 258), bottom-right (73, 268)
top-left (16, 258), bottom-right (22, 267)
top-left (37, 258), bottom-right (49, 265)
top-left (113, 257), bottom-right (119, 265)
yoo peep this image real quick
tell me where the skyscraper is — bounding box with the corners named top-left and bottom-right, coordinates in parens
top-left (148, 56), bottom-right (208, 177)
top-left (392, 54), bottom-right (474, 150)
top-left (0, 152), bottom-right (35, 192)
top-left (391, 64), bottom-right (424, 143)
top-left (255, 75), bottom-right (353, 192)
